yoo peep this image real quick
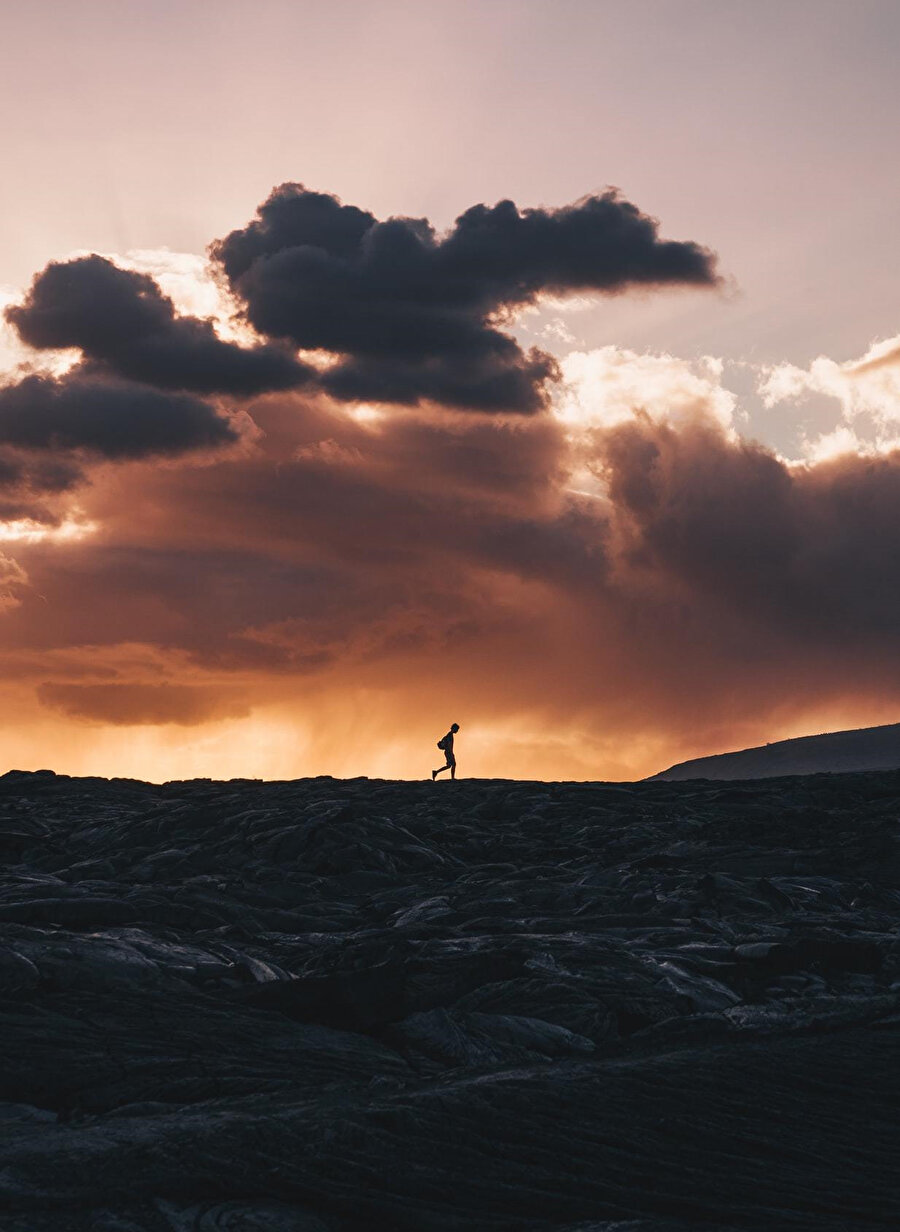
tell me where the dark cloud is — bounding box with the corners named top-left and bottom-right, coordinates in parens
top-left (38, 682), bottom-right (250, 726)
top-left (0, 450), bottom-right (84, 524)
top-left (0, 451), bottom-right (82, 495)
top-left (6, 255), bottom-right (315, 396)
top-left (23, 457), bottom-right (85, 493)
top-left (0, 373), bottom-right (238, 459)
top-left (210, 184), bottom-right (719, 412)
top-left (1, 261), bottom-right (247, 500)
top-left (597, 413), bottom-right (900, 645)
top-left (320, 346), bottom-right (559, 414)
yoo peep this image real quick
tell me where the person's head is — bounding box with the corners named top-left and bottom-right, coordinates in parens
top-left (451, 723), bottom-right (460, 733)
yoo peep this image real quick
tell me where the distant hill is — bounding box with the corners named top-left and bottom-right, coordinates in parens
top-left (650, 721), bottom-right (900, 781)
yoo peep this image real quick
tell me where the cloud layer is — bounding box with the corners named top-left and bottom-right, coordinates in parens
top-left (0, 182), bottom-right (897, 780)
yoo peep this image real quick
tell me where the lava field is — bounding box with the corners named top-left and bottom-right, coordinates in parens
top-left (1, 768), bottom-right (899, 1230)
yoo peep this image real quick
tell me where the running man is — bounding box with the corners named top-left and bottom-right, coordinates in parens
top-left (432, 723), bottom-right (460, 780)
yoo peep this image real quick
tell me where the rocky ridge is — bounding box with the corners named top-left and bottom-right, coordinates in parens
top-left (1, 768), bottom-right (899, 1230)
top-left (652, 720), bottom-right (900, 781)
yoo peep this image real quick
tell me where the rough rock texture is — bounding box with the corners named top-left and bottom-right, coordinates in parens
top-left (1, 768), bottom-right (899, 1230)
top-left (652, 721), bottom-right (900, 781)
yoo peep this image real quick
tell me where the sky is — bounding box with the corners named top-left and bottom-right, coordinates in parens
top-left (0, 0), bottom-right (899, 781)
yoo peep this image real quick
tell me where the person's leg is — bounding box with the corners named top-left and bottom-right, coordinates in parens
top-left (449, 755), bottom-right (456, 780)
top-left (434, 763), bottom-right (450, 777)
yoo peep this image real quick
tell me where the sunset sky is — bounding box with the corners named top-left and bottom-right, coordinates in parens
top-left (1, 0), bottom-right (900, 781)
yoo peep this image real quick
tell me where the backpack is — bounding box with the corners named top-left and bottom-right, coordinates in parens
top-left (437, 736), bottom-right (448, 750)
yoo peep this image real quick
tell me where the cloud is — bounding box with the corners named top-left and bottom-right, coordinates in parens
top-left (6, 255), bottom-right (315, 396)
top-left (210, 184), bottom-right (720, 412)
top-left (38, 681), bottom-right (250, 726)
top-left (849, 339), bottom-right (900, 377)
top-left (760, 332), bottom-right (900, 456)
top-left (0, 451), bottom-right (85, 527)
top-left (0, 373), bottom-right (239, 459)
top-left (0, 552), bottom-right (28, 610)
top-left (557, 347), bottom-right (736, 432)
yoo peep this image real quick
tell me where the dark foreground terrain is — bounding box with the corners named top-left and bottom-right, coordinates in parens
top-left (653, 721), bottom-right (900, 781)
top-left (1, 770), bottom-right (899, 1231)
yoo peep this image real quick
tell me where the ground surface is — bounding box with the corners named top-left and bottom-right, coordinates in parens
top-left (1, 769), bottom-right (899, 1231)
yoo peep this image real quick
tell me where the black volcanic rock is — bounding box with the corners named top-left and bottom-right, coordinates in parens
top-left (652, 720), bottom-right (900, 780)
top-left (1, 769), bottom-right (899, 1229)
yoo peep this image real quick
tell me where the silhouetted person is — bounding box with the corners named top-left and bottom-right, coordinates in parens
top-left (433, 723), bottom-right (460, 780)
